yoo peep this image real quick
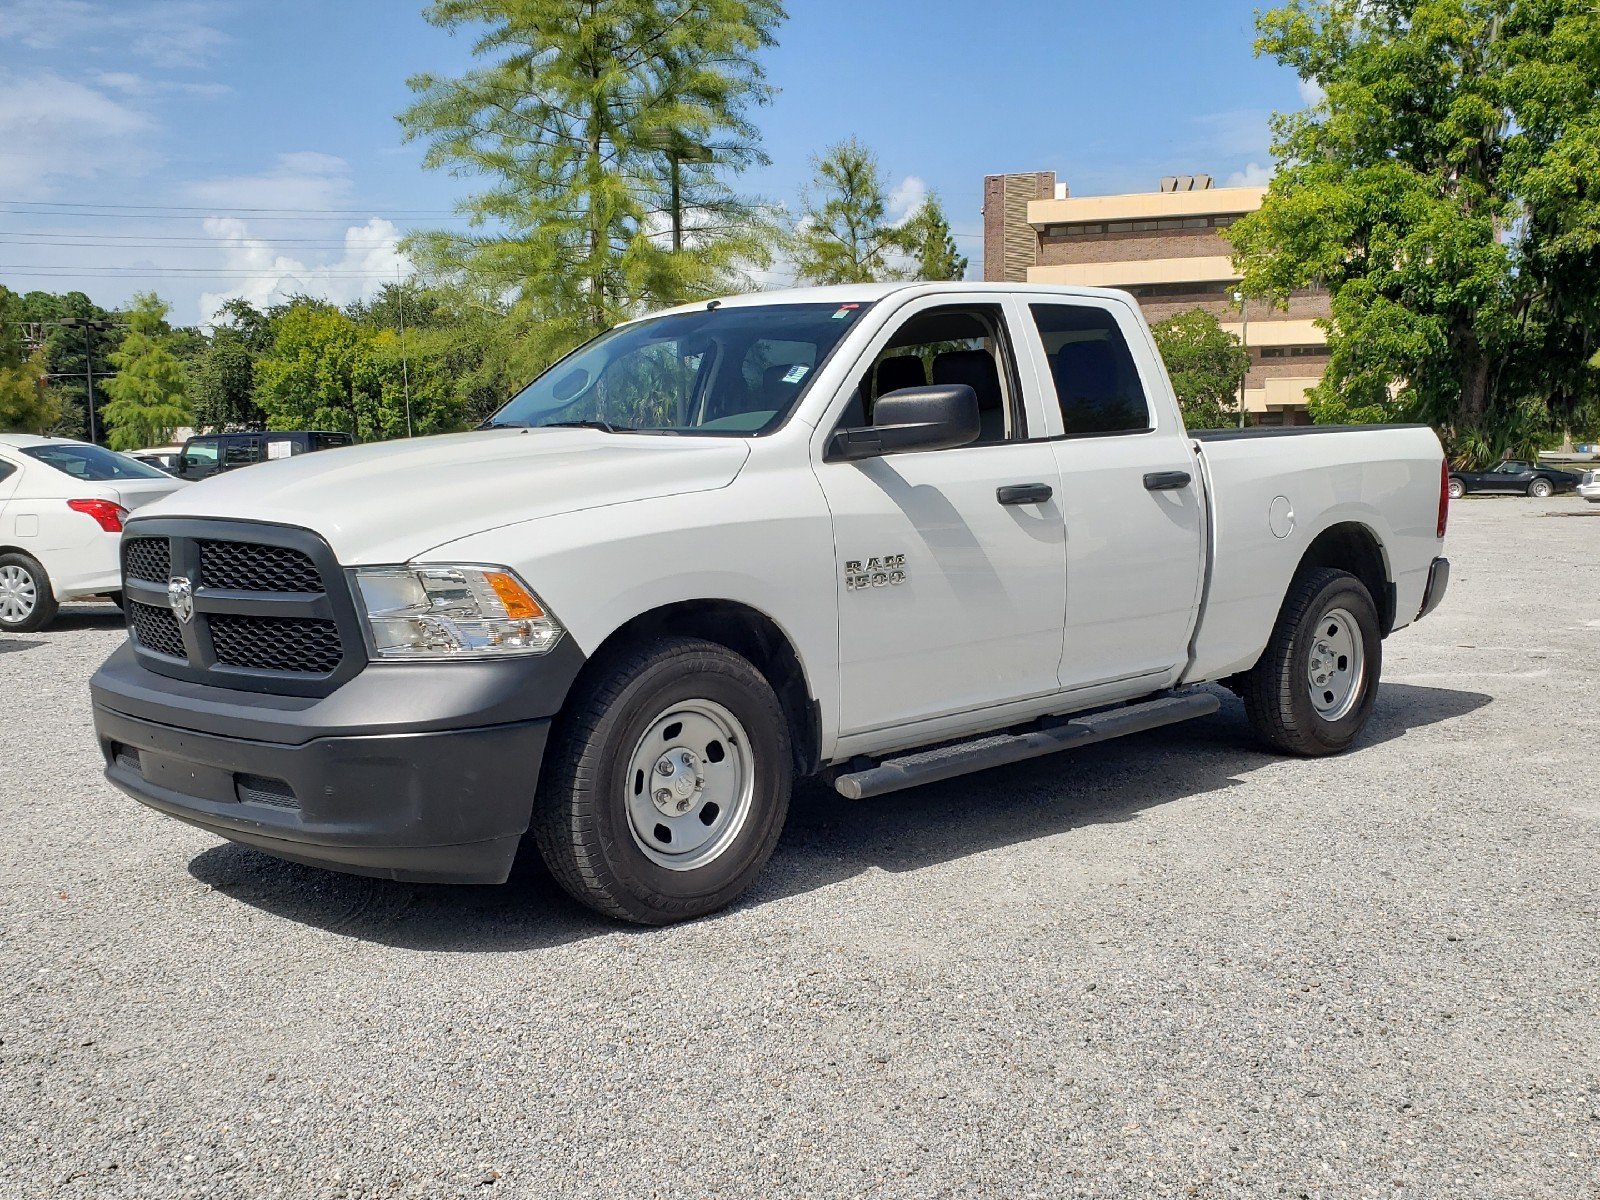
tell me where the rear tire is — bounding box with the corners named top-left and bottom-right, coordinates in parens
top-left (532, 636), bottom-right (792, 924)
top-left (1447, 477), bottom-right (1466, 500)
top-left (1240, 567), bottom-right (1382, 756)
top-left (0, 552), bottom-right (58, 634)
top-left (1528, 478), bottom-right (1553, 498)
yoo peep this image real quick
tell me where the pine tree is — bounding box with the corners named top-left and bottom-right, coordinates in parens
top-left (902, 193), bottom-right (968, 281)
top-left (100, 294), bottom-right (193, 451)
top-left (0, 286), bottom-right (60, 434)
top-left (399, 0), bottom-right (784, 367)
top-left (791, 139), bottom-right (905, 285)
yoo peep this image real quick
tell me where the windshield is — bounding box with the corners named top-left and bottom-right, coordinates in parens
top-left (22, 443), bottom-right (170, 481)
top-left (488, 302), bottom-right (869, 435)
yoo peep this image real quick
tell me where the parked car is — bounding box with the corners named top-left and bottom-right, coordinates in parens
top-left (1447, 460), bottom-right (1581, 499)
top-left (0, 435), bottom-right (186, 632)
top-left (176, 430), bottom-right (354, 482)
top-left (128, 447), bottom-right (182, 474)
top-left (90, 282), bottom-right (1450, 924)
top-left (1580, 468), bottom-right (1600, 503)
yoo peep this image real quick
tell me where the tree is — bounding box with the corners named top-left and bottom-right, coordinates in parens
top-left (791, 139), bottom-right (906, 285)
top-left (902, 193), bottom-right (968, 281)
top-left (13, 290), bottom-right (125, 440)
top-left (254, 303), bottom-right (381, 441)
top-left (399, 0), bottom-right (783, 368)
top-left (99, 293), bottom-right (193, 450)
top-left (1228, 0), bottom-right (1600, 456)
top-left (191, 298), bottom-right (270, 431)
top-left (0, 286), bottom-right (58, 434)
top-left (1150, 308), bottom-right (1250, 429)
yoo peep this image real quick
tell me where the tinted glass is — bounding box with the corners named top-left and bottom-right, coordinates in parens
top-left (491, 303), bottom-right (867, 435)
top-left (184, 439), bottom-right (219, 465)
top-left (223, 437), bottom-right (262, 467)
top-left (21, 443), bottom-right (169, 481)
top-left (850, 306), bottom-right (1016, 443)
top-left (1029, 304), bottom-right (1152, 436)
top-left (0, 460), bottom-right (15, 484)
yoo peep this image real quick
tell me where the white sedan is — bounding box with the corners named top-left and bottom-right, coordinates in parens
top-left (1580, 468), bottom-right (1600, 504)
top-left (0, 434), bottom-right (186, 632)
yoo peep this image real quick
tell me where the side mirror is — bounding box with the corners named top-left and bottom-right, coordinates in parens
top-left (828, 384), bottom-right (981, 461)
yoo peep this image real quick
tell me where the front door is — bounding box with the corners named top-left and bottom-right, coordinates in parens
top-left (814, 300), bottom-right (1068, 737)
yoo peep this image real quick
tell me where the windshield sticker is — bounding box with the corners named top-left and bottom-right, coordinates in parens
top-left (832, 304), bottom-right (861, 319)
top-left (782, 365), bottom-right (810, 384)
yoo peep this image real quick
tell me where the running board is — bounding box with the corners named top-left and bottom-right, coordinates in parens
top-left (832, 691), bottom-right (1221, 800)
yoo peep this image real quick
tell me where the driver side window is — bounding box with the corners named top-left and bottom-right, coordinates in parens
top-left (839, 305), bottom-right (1021, 444)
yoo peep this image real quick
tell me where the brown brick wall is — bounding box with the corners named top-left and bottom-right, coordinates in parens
top-left (982, 172), bottom-right (1054, 283)
top-left (1037, 229), bottom-right (1232, 267)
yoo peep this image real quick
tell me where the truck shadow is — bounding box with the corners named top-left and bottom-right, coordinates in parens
top-left (186, 682), bottom-right (1490, 952)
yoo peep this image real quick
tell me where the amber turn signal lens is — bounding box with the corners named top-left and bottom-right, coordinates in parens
top-left (484, 571), bottom-right (544, 619)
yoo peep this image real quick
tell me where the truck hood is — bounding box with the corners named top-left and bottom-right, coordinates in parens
top-left (135, 429), bottom-right (750, 563)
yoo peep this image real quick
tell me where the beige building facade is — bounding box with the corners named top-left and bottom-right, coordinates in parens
top-left (983, 171), bottom-right (1330, 424)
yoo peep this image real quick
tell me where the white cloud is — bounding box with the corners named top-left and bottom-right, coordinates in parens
top-left (185, 152), bottom-right (356, 211)
top-left (1299, 77), bottom-right (1327, 107)
top-left (0, 70), bottom-right (156, 200)
top-left (0, 0), bottom-right (230, 68)
top-left (886, 174), bottom-right (928, 226)
top-left (195, 216), bottom-right (410, 326)
top-left (92, 70), bottom-right (231, 98)
top-left (1226, 162), bottom-right (1275, 188)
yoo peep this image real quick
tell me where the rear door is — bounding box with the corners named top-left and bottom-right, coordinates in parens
top-left (1016, 298), bottom-right (1206, 693)
top-left (813, 296), bottom-right (1068, 737)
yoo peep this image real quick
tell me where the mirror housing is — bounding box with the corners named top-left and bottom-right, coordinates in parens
top-left (828, 384), bottom-right (981, 461)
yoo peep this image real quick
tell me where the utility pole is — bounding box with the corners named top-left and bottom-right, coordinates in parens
top-left (1232, 291), bottom-right (1249, 429)
top-left (396, 274), bottom-right (413, 438)
top-left (56, 317), bottom-right (116, 444)
top-left (641, 131), bottom-right (715, 251)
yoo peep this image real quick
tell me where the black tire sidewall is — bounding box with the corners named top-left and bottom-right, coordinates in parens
top-left (543, 639), bottom-right (792, 921)
top-left (0, 552), bottom-right (56, 633)
top-left (1285, 575), bottom-right (1382, 752)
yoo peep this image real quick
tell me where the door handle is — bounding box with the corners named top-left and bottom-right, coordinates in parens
top-left (997, 483), bottom-right (1054, 505)
top-left (1143, 471), bottom-right (1191, 491)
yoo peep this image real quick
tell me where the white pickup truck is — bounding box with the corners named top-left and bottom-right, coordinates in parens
top-left (90, 283), bottom-right (1451, 923)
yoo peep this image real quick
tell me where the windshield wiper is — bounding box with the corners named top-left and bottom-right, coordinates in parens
top-left (477, 418), bottom-right (527, 430)
top-left (543, 419), bottom-right (623, 433)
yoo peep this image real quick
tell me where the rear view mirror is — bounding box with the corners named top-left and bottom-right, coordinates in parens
top-left (828, 384), bottom-right (981, 461)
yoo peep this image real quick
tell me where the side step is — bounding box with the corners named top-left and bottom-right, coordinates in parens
top-left (832, 690), bottom-right (1221, 800)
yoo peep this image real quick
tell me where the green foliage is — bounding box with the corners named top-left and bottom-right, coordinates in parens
top-left (1149, 308), bottom-right (1251, 429)
top-left (791, 139), bottom-right (905, 285)
top-left (190, 298), bottom-right (269, 430)
top-left (11, 290), bottom-right (126, 440)
top-left (399, 0), bottom-right (783, 369)
top-left (0, 286), bottom-right (59, 434)
top-left (100, 293), bottom-right (193, 450)
top-left (1229, 0), bottom-right (1600, 459)
top-left (902, 193), bottom-right (968, 282)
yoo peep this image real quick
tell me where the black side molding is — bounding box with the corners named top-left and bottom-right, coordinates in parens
top-left (1143, 471), bottom-right (1191, 491)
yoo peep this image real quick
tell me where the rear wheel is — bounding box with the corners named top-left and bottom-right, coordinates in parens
top-left (1528, 477), bottom-right (1553, 498)
top-left (532, 636), bottom-right (792, 924)
top-left (1240, 567), bottom-right (1382, 756)
top-left (0, 553), bottom-right (58, 634)
top-left (1447, 477), bottom-right (1466, 500)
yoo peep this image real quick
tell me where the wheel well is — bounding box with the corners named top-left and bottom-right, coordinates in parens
top-left (581, 600), bottom-right (822, 776)
top-left (1296, 522), bottom-right (1394, 634)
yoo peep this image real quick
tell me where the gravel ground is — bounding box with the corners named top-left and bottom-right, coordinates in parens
top-left (1, 495), bottom-right (1596, 1199)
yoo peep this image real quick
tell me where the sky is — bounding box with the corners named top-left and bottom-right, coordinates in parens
top-left (0, 0), bottom-right (1313, 327)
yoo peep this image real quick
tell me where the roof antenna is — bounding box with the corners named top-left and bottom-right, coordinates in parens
top-left (706, 299), bottom-right (722, 310)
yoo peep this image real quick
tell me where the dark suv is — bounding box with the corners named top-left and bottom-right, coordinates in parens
top-left (177, 431), bottom-right (354, 482)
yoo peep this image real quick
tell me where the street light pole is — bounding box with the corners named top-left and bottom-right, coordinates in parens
top-left (641, 131), bottom-right (714, 252)
top-left (58, 317), bottom-right (115, 445)
top-left (1233, 290), bottom-right (1249, 429)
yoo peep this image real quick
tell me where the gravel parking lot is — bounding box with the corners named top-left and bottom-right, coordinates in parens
top-left (1, 495), bottom-right (1596, 1199)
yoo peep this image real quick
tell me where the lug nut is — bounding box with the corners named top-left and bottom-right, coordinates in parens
top-left (675, 798), bottom-right (691, 813)
top-left (656, 760), bottom-right (673, 776)
top-left (654, 789), bottom-right (672, 805)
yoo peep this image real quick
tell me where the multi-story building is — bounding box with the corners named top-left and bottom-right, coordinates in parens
top-left (983, 170), bottom-right (1331, 425)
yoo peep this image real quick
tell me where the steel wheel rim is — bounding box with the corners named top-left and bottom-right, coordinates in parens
top-left (624, 697), bottom-right (755, 872)
top-left (1448, 480), bottom-right (1464, 498)
top-left (0, 565), bottom-right (37, 623)
top-left (1531, 480), bottom-right (1551, 497)
top-left (1307, 606), bottom-right (1365, 721)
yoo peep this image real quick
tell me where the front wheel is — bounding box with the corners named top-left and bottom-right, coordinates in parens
top-left (0, 552), bottom-right (58, 634)
top-left (1527, 478), bottom-right (1553, 498)
top-left (1447, 477), bottom-right (1466, 500)
top-left (532, 636), bottom-right (792, 924)
top-left (1240, 567), bottom-right (1382, 756)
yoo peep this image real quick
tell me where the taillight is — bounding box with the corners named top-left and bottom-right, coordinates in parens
top-left (66, 498), bottom-right (128, 533)
top-left (1437, 458), bottom-right (1450, 539)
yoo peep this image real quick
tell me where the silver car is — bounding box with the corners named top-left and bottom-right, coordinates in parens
top-left (1579, 468), bottom-right (1600, 504)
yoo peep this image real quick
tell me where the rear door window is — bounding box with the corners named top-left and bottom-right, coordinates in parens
top-left (1028, 304), bottom-right (1153, 437)
top-left (222, 437), bottom-right (262, 468)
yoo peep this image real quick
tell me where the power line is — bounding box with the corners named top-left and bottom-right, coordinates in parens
top-left (1, 267), bottom-right (410, 279)
top-left (0, 207), bottom-right (472, 223)
top-left (0, 199), bottom-right (465, 216)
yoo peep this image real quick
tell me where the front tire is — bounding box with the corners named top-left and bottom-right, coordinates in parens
top-left (1528, 478), bottom-right (1553, 498)
top-left (0, 552), bottom-right (58, 634)
top-left (532, 636), bottom-right (793, 924)
top-left (1240, 567), bottom-right (1382, 756)
top-left (1447, 477), bottom-right (1466, 500)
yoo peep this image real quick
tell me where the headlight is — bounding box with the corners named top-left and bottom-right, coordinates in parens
top-left (352, 564), bottom-right (564, 659)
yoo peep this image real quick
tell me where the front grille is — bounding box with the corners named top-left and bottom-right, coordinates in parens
top-left (210, 614), bottom-right (343, 674)
top-left (124, 537), bottom-right (171, 583)
top-left (236, 773), bottom-right (298, 809)
top-left (199, 541), bottom-right (321, 593)
top-left (129, 601), bottom-right (186, 659)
